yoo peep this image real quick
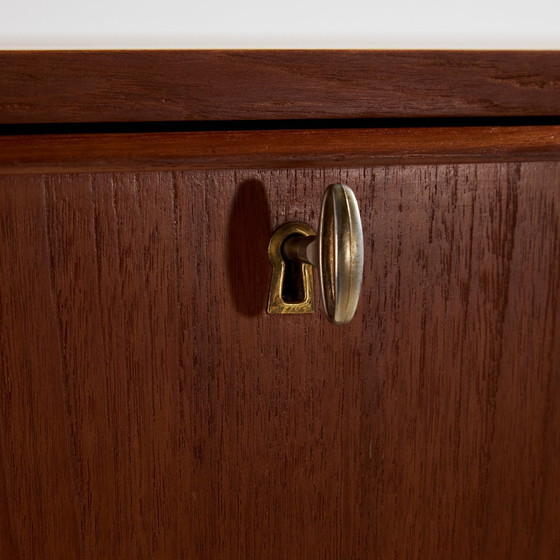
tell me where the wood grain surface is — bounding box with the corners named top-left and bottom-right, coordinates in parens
top-left (1, 163), bottom-right (559, 559)
top-left (0, 126), bottom-right (559, 174)
top-left (1, 51), bottom-right (559, 124)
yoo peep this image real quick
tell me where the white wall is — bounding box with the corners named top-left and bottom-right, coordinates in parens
top-left (1, 0), bottom-right (559, 49)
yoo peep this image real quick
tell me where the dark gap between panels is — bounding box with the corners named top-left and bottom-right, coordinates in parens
top-left (1, 116), bottom-right (560, 136)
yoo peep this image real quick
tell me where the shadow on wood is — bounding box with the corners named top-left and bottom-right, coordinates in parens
top-left (226, 179), bottom-right (272, 317)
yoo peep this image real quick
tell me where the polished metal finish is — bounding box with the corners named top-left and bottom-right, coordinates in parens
top-left (267, 222), bottom-right (316, 315)
top-left (269, 184), bottom-right (364, 325)
top-left (282, 235), bottom-right (318, 266)
top-left (317, 183), bottom-right (364, 325)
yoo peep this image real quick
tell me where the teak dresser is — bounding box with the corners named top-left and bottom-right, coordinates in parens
top-left (0, 51), bottom-right (559, 559)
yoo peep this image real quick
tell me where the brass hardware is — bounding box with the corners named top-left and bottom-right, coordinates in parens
top-left (267, 222), bottom-right (316, 315)
top-left (267, 184), bottom-right (364, 325)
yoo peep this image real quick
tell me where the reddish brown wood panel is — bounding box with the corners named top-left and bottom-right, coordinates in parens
top-left (1, 163), bottom-right (559, 559)
top-left (0, 51), bottom-right (559, 124)
top-left (0, 126), bottom-right (560, 174)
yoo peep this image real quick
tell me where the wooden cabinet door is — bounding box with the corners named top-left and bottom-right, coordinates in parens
top-left (1, 162), bottom-right (559, 559)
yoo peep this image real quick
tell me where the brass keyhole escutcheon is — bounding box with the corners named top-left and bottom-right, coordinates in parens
top-left (267, 184), bottom-right (364, 325)
top-left (267, 222), bottom-right (316, 315)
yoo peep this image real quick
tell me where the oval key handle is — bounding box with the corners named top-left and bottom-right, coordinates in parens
top-left (282, 184), bottom-right (364, 325)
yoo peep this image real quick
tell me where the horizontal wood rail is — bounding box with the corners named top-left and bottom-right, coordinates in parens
top-left (0, 126), bottom-right (559, 173)
top-left (0, 51), bottom-right (559, 124)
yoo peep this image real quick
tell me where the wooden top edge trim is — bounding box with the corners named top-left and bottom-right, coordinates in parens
top-left (0, 50), bottom-right (559, 124)
top-left (1, 126), bottom-right (558, 174)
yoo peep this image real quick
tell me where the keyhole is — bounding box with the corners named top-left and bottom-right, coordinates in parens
top-left (281, 234), bottom-right (306, 303)
top-left (267, 222), bottom-right (315, 316)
